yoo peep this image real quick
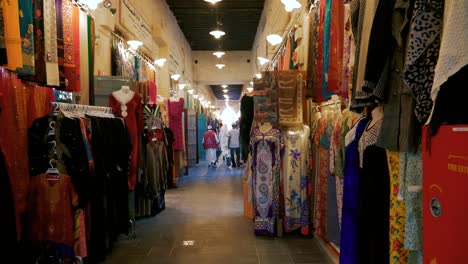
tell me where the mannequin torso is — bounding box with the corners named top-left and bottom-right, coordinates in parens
top-left (112, 85), bottom-right (135, 105)
top-left (259, 122), bottom-right (273, 134)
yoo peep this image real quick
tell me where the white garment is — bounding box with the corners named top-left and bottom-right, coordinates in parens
top-left (431, 0), bottom-right (468, 103)
top-left (206, 148), bottom-right (217, 163)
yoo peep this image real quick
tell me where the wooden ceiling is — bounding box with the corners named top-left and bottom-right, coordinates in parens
top-left (167, 0), bottom-right (265, 51)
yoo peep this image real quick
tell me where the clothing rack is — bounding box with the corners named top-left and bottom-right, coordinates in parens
top-left (109, 31), bottom-right (156, 70)
top-left (51, 102), bottom-right (114, 115)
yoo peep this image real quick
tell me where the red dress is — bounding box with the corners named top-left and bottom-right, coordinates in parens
top-left (109, 93), bottom-right (143, 191)
top-left (168, 98), bottom-right (185, 151)
top-left (27, 174), bottom-right (78, 248)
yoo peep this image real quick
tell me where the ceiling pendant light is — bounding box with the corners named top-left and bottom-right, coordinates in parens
top-left (178, 84), bottom-right (186, 90)
top-left (221, 84), bottom-right (228, 88)
top-left (223, 94), bottom-right (230, 99)
top-left (266, 34), bottom-right (283, 45)
top-left (255, 73), bottom-right (262, 79)
top-left (215, 64), bottom-right (226, 69)
top-left (210, 30), bottom-right (225, 39)
top-left (223, 89), bottom-right (228, 93)
top-left (247, 87), bottom-right (254, 93)
top-left (193, 94), bottom-right (199, 99)
top-left (204, 0), bottom-right (222, 4)
top-left (257, 57), bottom-right (270, 65)
top-left (187, 89), bottom-right (194, 94)
top-left (213, 51), bottom-right (225, 58)
top-left (80, 0), bottom-right (103, 10)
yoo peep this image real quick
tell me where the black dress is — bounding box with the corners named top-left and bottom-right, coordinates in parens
top-left (240, 95), bottom-right (254, 161)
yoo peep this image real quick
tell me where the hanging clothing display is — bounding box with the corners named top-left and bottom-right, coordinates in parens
top-left (357, 118), bottom-right (390, 264)
top-left (339, 117), bottom-right (368, 264)
top-left (250, 126), bottom-right (283, 236)
top-left (282, 125), bottom-right (310, 234)
top-left (240, 95), bottom-right (254, 161)
top-left (109, 92), bottom-right (144, 191)
top-left (168, 97), bottom-right (185, 151)
top-left (0, 148), bottom-right (18, 258)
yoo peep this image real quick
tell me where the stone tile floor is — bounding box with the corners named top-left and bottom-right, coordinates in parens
top-left (106, 162), bottom-right (329, 264)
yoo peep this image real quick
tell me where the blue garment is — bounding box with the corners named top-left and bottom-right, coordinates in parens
top-left (339, 117), bottom-right (368, 264)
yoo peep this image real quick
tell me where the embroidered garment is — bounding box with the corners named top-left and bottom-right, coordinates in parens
top-left (403, 0), bottom-right (444, 124)
top-left (282, 125), bottom-right (310, 234)
top-left (44, 0), bottom-right (59, 86)
top-left (109, 93), bottom-right (144, 191)
top-left (340, 117), bottom-right (368, 264)
top-left (16, 0), bottom-right (35, 75)
top-left (386, 151), bottom-right (409, 264)
top-left (253, 71), bottom-right (278, 124)
top-left (55, 0), bottom-right (66, 88)
top-left (313, 117), bottom-right (329, 238)
top-left (62, 0), bottom-right (79, 91)
top-left (250, 127), bottom-right (283, 236)
top-left (278, 71), bottom-right (304, 126)
top-left (2, 0), bottom-right (23, 70)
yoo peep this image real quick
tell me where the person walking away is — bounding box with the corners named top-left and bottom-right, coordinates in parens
top-left (227, 123), bottom-right (240, 168)
top-left (202, 125), bottom-right (219, 168)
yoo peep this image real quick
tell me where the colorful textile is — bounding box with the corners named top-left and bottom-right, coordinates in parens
top-left (386, 151), bottom-right (408, 264)
top-left (340, 117), bottom-right (368, 264)
top-left (79, 10), bottom-right (89, 101)
top-left (341, 3), bottom-right (353, 99)
top-left (44, 0), bottom-right (59, 86)
top-left (328, 0), bottom-right (344, 96)
top-left (253, 71), bottom-right (278, 124)
top-left (168, 98), bottom-right (185, 151)
top-left (278, 71), bottom-right (304, 126)
top-left (16, 0), bottom-right (35, 75)
top-left (282, 125), bottom-right (310, 234)
top-left (313, 117), bottom-right (329, 238)
top-left (2, 0), bottom-right (23, 70)
top-left (0, 1), bottom-right (7, 65)
top-left (55, 0), bottom-right (65, 88)
top-left (62, 0), bottom-right (79, 91)
top-left (250, 127), bottom-right (283, 236)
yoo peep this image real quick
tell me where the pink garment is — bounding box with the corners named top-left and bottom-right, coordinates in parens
top-left (168, 98), bottom-right (185, 151)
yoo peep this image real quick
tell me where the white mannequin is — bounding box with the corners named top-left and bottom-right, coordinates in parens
top-left (368, 105), bottom-right (384, 128)
top-left (169, 90), bottom-right (181, 102)
top-left (259, 121), bottom-right (273, 133)
top-left (112, 85), bottom-right (135, 105)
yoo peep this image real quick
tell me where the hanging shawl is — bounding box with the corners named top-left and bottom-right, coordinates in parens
top-left (44, 0), bottom-right (60, 86)
top-left (55, 0), bottom-right (66, 88)
top-left (2, 0), bottom-right (23, 70)
top-left (321, 0), bottom-right (335, 99)
top-left (16, 0), bottom-right (35, 75)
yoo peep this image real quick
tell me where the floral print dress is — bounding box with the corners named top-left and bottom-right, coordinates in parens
top-left (282, 125), bottom-right (310, 235)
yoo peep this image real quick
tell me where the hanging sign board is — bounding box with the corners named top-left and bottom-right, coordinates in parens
top-left (119, 0), bottom-right (152, 47)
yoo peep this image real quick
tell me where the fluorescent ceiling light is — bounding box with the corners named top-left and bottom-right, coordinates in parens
top-left (215, 64), bottom-right (226, 69)
top-left (257, 57), bottom-right (270, 65)
top-left (210, 30), bottom-right (225, 39)
top-left (170, 74), bottom-right (180, 81)
top-left (266, 34), bottom-right (283, 45)
top-left (154, 58), bottom-right (166, 67)
top-left (213, 51), bottom-right (225, 58)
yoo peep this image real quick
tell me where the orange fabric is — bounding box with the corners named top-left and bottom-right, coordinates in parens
top-left (328, 0), bottom-right (344, 95)
top-left (71, 4), bottom-right (81, 92)
top-left (62, 0), bottom-right (79, 91)
top-left (2, 0), bottom-right (23, 70)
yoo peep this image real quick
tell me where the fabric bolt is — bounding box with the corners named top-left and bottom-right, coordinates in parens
top-left (109, 93), bottom-right (144, 191)
top-left (282, 125), bottom-right (310, 235)
top-left (403, 0), bottom-right (443, 124)
top-left (20, 0), bottom-right (47, 83)
top-left (340, 117), bottom-right (368, 264)
top-left (386, 151), bottom-right (408, 264)
top-left (240, 95), bottom-right (254, 161)
top-left (250, 127), bottom-right (283, 236)
top-left (44, 0), bottom-right (59, 86)
top-left (168, 98), bottom-right (185, 151)
top-left (27, 174), bottom-right (78, 248)
top-left (16, 0), bottom-right (35, 75)
top-left (79, 10), bottom-right (89, 101)
top-left (400, 152), bottom-right (423, 263)
top-left (430, 0), bottom-right (468, 107)
top-left (2, 0), bottom-right (23, 70)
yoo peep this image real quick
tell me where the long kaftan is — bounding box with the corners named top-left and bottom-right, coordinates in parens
top-left (250, 127), bottom-right (283, 236)
top-left (282, 125), bottom-right (310, 234)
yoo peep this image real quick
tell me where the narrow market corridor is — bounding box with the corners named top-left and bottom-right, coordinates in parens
top-left (106, 163), bottom-right (329, 264)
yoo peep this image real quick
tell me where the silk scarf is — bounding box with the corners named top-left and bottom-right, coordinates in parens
top-left (44, 0), bottom-right (59, 86)
top-left (2, 0), bottom-right (23, 70)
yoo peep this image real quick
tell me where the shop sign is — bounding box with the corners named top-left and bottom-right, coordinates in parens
top-left (120, 0), bottom-right (152, 47)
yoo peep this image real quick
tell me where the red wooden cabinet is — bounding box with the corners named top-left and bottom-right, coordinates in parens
top-left (422, 125), bottom-right (468, 264)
